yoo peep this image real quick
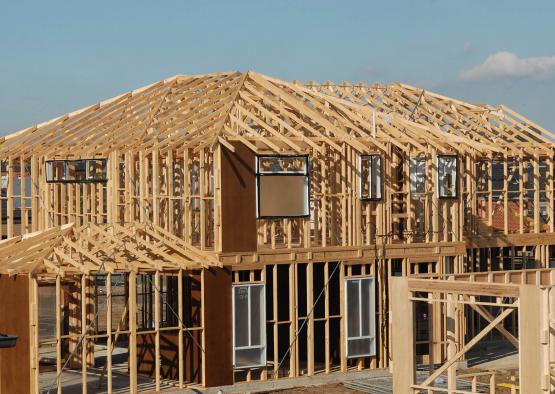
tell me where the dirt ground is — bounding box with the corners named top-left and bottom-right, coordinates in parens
top-left (272, 382), bottom-right (359, 393)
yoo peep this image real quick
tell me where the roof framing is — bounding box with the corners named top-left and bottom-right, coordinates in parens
top-left (306, 80), bottom-right (555, 156)
top-left (0, 222), bottom-right (221, 276)
top-left (1, 71), bottom-right (553, 159)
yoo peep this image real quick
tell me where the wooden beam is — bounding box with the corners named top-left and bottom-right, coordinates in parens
top-left (391, 277), bottom-right (415, 394)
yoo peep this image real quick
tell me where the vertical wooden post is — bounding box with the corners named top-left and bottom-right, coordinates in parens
top-left (487, 158), bottom-right (493, 228)
top-left (81, 274), bottom-right (88, 394)
top-left (200, 149), bottom-right (206, 250)
top-left (519, 157), bottom-right (524, 234)
top-left (154, 271), bottom-right (161, 392)
top-left (153, 149), bottom-right (160, 227)
top-left (7, 156), bottom-right (14, 238)
top-left (324, 262), bottom-right (330, 373)
top-left (201, 268), bottom-right (206, 386)
top-left (339, 261), bottom-right (346, 372)
top-left (30, 276), bottom-right (39, 394)
top-left (214, 145), bottom-right (222, 251)
top-left (273, 264), bottom-right (279, 377)
top-left (391, 277), bottom-right (414, 394)
top-left (56, 276), bottom-right (62, 394)
top-left (184, 149), bottom-right (191, 244)
top-left (31, 155), bottom-right (38, 232)
top-left (540, 287), bottom-right (551, 393)
top-left (306, 262), bottom-right (314, 376)
top-left (139, 151), bottom-right (146, 223)
top-left (519, 284), bottom-right (543, 393)
top-left (549, 155), bottom-right (554, 233)
top-left (504, 158), bottom-right (509, 234)
top-left (106, 272), bottom-right (113, 394)
top-left (549, 273), bottom-right (555, 392)
top-left (321, 149), bottom-right (328, 247)
top-left (289, 263), bottom-right (297, 377)
top-left (446, 292), bottom-right (456, 392)
top-left (431, 149), bottom-right (439, 243)
top-left (129, 272), bottom-right (138, 394)
top-left (167, 150), bottom-right (175, 233)
top-left (178, 270), bottom-right (184, 388)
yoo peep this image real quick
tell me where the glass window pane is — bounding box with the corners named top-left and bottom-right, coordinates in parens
top-left (233, 286), bottom-right (249, 348)
top-left (361, 158), bottom-right (370, 198)
top-left (346, 280), bottom-right (360, 338)
top-left (87, 159), bottom-right (107, 181)
top-left (46, 161), bottom-right (66, 182)
top-left (258, 156), bottom-right (307, 174)
top-left (233, 284), bottom-right (266, 368)
top-left (346, 277), bottom-right (376, 358)
top-left (257, 172), bottom-right (309, 217)
top-left (410, 157), bottom-right (426, 194)
top-left (438, 156), bottom-right (457, 198)
top-left (66, 160), bottom-right (87, 181)
top-left (371, 156), bottom-right (381, 199)
top-left (250, 285), bottom-right (264, 346)
top-left (347, 338), bottom-right (371, 358)
top-left (361, 155), bottom-right (382, 200)
top-left (235, 347), bottom-right (265, 368)
top-left (45, 159), bottom-right (107, 183)
top-left (360, 279), bottom-right (372, 337)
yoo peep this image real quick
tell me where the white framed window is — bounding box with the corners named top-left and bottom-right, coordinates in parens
top-left (437, 155), bottom-right (458, 198)
top-left (410, 157), bottom-right (426, 194)
top-left (66, 160), bottom-right (87, 181)
top-left (45, 159), bottom-right (108, 183)
top-left (256, 155), bottom-right (309, 218)
top-left (232, 284), bottom-right (266, 368)
top-left (345, 277), bottom-right (375, 358)
top-left (45, 160), bottom-right (66, 182)
top-left (360, 155), bottom-right (382, 201)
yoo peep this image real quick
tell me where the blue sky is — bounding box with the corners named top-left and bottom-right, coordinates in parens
top-left (1, 0), bottom-right (554, 135)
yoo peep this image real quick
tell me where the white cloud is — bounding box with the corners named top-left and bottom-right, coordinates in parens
top-left (459, 51), bottom-right (555, 81)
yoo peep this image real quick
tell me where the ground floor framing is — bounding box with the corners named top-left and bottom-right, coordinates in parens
top-left (2, 237), bottom-right (555, 393)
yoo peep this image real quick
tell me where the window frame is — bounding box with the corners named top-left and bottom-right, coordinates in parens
top-left (232, 283), bottom-right (267, 369)
top-left (66, 160), bottom-right (88, 182)
top-left (437, 155), bottom-right (458, 199)
top-left (359, 154), bottom-right (383, 201)
top-left (409, 156), bottom-right (426, 195)
top-left (255, 154), bottom-right (310, 219)
top-left (45, 158), bottom-right (108, 183)
top-left (45, 160), bottom-right (67, 182)
top-left (344, 276), bottom-right (376, 358)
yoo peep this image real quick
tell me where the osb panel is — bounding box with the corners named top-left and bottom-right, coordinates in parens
top-left (0, 275), bottom-right (30, 394)
top-left (220, 142), bottom-right (257, 253)
top-left (203, 267), bottom-right (233, 386)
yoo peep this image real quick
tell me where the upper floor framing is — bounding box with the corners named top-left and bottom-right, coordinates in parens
top-left (1, 70), bottom-right (554, 257)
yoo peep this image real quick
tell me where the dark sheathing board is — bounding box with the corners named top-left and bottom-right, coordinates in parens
top-left (220, 142), bottom-right (257, 253)
top-left (203, 267), bottom-right (233, 386)
top-left (0, 275), bottom-right (30, 394)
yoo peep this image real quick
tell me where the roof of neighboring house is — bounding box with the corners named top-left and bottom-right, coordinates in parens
top-left (491, 200), bottom-right (526, 232)
top-left (1, 71), bottom-right (553, 159)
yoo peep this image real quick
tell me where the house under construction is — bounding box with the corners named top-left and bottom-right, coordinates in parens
top-left (1, 70), bottom-right (555, 393)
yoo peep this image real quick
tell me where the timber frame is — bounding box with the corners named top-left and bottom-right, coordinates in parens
top-left (392, 271), bottom-right (555, 393)
top-left (1, 70), bottom-right (555, 392)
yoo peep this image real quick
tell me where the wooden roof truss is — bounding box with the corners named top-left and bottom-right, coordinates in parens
top-left (2, 71), bottom-right (546, 160)
top-left (0, 222), bottom-right (221, 277)
top-left (307, 80), bottom-right (555, 157)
